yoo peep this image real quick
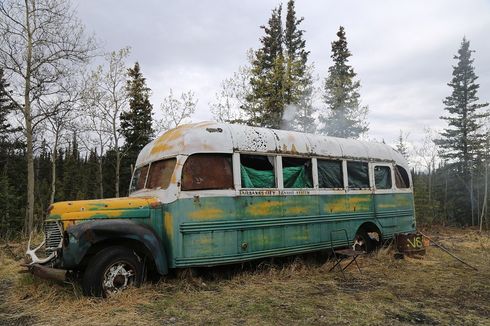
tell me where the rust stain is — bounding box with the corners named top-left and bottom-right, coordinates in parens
top-left (348, 197), bottom-right (371, 205)
top-left (188, 208), bottom-right (225, 220)
top-left (164, 212), bottom-right (173, 239)
top-left (378, 203), bottom-right (397, 209)
top-left (325, 198), bottom-right (348, 213)
top-left (290, 144), bottom-right (298, 153)
top-left (150, 122), bottom-right (218, 156)
top-left (246, 201), bottom-right (282, 216)
top-left (286, 206), bottom-right (309, 215)
top-left (170, 172), bottom-right (177, 184)
top-left (150, 128), bottom-right (184, 155)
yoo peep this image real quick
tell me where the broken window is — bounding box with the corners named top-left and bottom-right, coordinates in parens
top-left (347, 161), bottom-right (369, 189)
top-left (182, 154), bottom-right (233, 190)
top-left (318, 159), bottom-right (343, 189)
top-left (282, 157), bottom-right (313, 188)
top-left (374, 165), bottom-right (392, 189)
top-left (147, 158), bottom-right (177, 189)
top-left (395, 165), bottom-right (410, 188)
top-left (240, 154), bottom-right (276, 188)
top-left (130, 164), bottom-right (149, 193)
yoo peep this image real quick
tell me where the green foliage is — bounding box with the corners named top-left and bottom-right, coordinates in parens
top-left (244, 1), bottom-right (313, 130)
top-left (396, 131), bottom-right (409, 159)
top-left (120, 62), bottom-right (154, 153)
top-left (435, 38), bottom-right (489, 225)
top-left (120, 62), bottom-right (154, 195)
top-left (437, 38), bottom-right (489, 172)
top-left (284, 0), bottom-right (310, 107)
top-left (0, 68), bottom-right (15, 138)
top-left (245, 5), bottom-right (285, 128)
top-left (319, 26), bottom-right (368, 138)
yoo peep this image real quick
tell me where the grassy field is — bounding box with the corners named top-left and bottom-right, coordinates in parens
top-left (1, 226), bottom-right (489, 326)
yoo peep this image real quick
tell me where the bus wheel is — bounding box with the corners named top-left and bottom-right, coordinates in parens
top-left (82, 246), bottom-right (144, 297)
top-left (353, 230), bottom-right (379, 253)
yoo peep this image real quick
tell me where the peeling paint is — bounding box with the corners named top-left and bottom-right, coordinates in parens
top-left (246, 200), bottom-right (282, 216)
top-left (188, 208), bottom-right (225, 220)
top-left (48, 197), bottom-right (158, 222)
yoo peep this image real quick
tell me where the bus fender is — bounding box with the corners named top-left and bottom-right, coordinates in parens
top-left (63, 219), bottom-right (168, 275)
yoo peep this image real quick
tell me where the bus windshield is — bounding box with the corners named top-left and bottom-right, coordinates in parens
top-left (129, 158), bottom-right (177, 194)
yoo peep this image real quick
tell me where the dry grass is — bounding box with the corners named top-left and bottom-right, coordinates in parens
top-left (1, 226), bottom-right (489, 326)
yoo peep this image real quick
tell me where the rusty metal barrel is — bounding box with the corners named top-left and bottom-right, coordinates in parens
top-left (394, 232), bottom-right (426, 256)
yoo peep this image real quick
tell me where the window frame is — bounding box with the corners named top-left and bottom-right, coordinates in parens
top-left (316, 158), bottom-right (345, 190)
top-left (129, 164), bottom-right (150, 194)
top-left (180, 153), bottom-right (234, 191)
top-left (239, 153), bottom-right (279, 189)
top-left (346, 160), bottom-right (371, 191)
top-left (146, 157), bottom-right (177, 190)
top-left (394, 164), bottom-right (411, 190)
top-left (280, 155), bottom-right (313, 189)
top-left (372, 163), bottom-right (394, 192)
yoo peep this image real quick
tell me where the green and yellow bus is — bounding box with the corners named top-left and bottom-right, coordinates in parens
top-left (26, 122), bottom-right (415, 296)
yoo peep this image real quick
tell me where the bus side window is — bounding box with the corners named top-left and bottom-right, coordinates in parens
top-left (347, 161), bottom-right (369, 189)
top-left (182, 154), bottom-right (234, 190)
top-left (147, 158), bottom-right (176, 190)
top-left (374, 165), bottom-right (392, 189)
top-left (282, 157), bottom-right (313, 188)
top-left (240, 154), bottom-right (276, 188)
top-left (395, 165), bottom-right (410, 188)
top-left (317, 159), bottom-right (343, 189)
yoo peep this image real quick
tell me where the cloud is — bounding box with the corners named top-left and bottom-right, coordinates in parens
top-left (75, 0), bottom-right (490, 146)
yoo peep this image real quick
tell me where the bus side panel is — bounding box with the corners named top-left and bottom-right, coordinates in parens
top-left (165, 194), bottom-right (396, 268)
top-left (374, 192), bottom-right (415, 239)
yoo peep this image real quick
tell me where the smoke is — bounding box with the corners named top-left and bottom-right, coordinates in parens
top-left (280, 104), bottom-right (298, 130)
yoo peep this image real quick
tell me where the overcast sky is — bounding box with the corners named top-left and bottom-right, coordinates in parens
top-left (75, 0), bottom-right (490, 145)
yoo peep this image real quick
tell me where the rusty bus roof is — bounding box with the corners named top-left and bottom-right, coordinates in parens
top-left (135, 121), bottom-right (409, 169)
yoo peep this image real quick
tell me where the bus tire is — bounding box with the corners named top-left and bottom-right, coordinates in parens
top-left (82, 246), bottom-right (144, 297)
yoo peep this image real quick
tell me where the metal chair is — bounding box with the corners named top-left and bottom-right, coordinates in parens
top-left (328, 229), bottom-right (366, 278)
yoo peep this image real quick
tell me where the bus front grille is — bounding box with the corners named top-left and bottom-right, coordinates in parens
top-left (44, 221), bottom-right (63, 254)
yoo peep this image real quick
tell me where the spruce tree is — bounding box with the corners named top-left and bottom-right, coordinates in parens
top-left (120, 62), bottom-right (154, 195)
top-left (0, 68), bottom-right (16, 235)
top-left (0, 68), bottom-right (14, 140)
top-left (319, 26), bottom-right (368, 138)
top-left (436, 38), bottom-right (489, 224)
top-left (284, 0), bottom-right (309, 104)
top-left (245, 5), bottom-right (285, 128)
top-left (284, 0), bottom-right (315, 132)
top-left (120, 62), bottom-right (154, 152)
top-left (437, 38), bottom-right (489, 171)
top-left (63, 133), bottom-right (81, 200)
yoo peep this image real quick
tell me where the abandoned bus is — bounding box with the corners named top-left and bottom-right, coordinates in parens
top-left (26, 122), bottom-right (415, 296)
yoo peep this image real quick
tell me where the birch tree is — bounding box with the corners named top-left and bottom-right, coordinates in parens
top-left (0, 0), bottom-right (95, 234)
top-left (158, 89), bottom-right (197, 132)
top-left (41, 76), bottom-right (82, 204)
top-left (84, 48), bottom-right (130, 197)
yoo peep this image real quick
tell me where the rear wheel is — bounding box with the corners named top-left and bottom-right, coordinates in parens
top-left (82, 246), bottom-right (144, 297)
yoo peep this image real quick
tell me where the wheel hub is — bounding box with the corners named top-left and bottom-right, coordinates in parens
top-left (103, 262), bottom-right (135, 295)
